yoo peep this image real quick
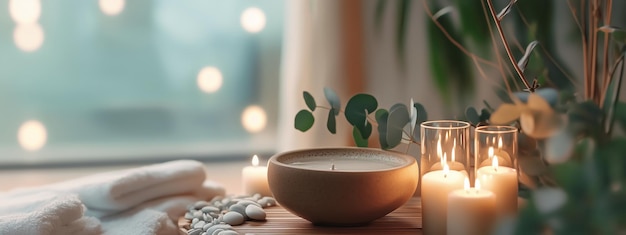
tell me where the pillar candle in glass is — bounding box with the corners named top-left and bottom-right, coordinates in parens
top-left (474, 125), bottom-right (518, 216)
top-left (420, 120), bottom-right (470, 235)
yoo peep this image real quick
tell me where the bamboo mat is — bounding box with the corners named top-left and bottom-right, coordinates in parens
top-left (180, 197), bottom-right (423, 235)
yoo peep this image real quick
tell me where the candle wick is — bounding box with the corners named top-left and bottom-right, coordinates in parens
top-left (331, 163), bottom-right (335, 170)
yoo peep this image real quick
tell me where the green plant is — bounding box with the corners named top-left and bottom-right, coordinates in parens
top-left (294, 88), bottom-right (427, 150)
top-left (296, 0), bottom-right (626, 234)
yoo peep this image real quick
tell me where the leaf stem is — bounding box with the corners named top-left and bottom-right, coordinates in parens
top-left (486, 0), bottom-right (533, 92)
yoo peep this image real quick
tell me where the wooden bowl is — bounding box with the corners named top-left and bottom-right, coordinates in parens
top-left (267, 148), bottom-right (419, 226)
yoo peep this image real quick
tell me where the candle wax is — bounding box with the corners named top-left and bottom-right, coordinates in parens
top-left (289, 158), bottom-right (400, 171)
top-left (429, 162), bottom-right (468, 178)
top-left (477, 166), bottom-right (518, 215)
top-left (242, 165), bottom-right (272, 196)
top-left (447, 188), bottom-right (497, 235)
top-left (421, 170), bottom-right (464, 235)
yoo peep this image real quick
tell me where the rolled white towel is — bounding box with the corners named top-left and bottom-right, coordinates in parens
top-left (0, 192), bottom-right (102, 235)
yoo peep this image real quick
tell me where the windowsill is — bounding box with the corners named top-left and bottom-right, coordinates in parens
top-left (0, 159), bottom-right (255, 195)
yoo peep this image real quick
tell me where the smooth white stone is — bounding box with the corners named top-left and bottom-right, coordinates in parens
top-left (185, 212), bottom-right (194, 219)
top-left (193, 210), bottom-right (203, 219)
top-left (191, 218), bottom-right (199, 226)
top-left (202, 206), bottom-right (220, 213)
top-left (245, 205), bottom-right (266, 221)
top-left (211, 229), bottom-right (224, 235)
top-left (202, 222), bottom-right (213, 231)
top-left (188, 228), bottom-right (203, 235)
top-left (194, 201), bottom-right (210, 209)
top-left (222, 211), bottom-right (245, 225)
top-left (193, 221), bottom-right (206, 229)
top-left (218, 230), bottom-right (239, 235)
top-left (228, 204), bottom-right (247, 219)
top-left (206, 224), bottom-right (233, 235)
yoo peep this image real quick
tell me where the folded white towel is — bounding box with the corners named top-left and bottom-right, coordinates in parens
top-left (0, 192), bottom-right (102, 235)
top-left (1, 160), bottom-right (225, 235)
top-left (7, 160), bottom-right (211, 217)
top-left (101, 209), bottom-right (180, 235)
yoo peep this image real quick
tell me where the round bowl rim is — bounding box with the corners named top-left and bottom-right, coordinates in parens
top-left (268, 147), bottom-right (416, 173)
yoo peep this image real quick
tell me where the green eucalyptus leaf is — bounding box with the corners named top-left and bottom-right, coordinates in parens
top-left (465, 107), bottom-right (480, 124)
top-left (387, 103), bottom-right (410, 148)
top-left (294, 110), bottom-right (314, 132)
top-left (324, 87), bottom-right (341, 115)
top-left (345, 94), bottom-right (378, 138)
top-left (303, 91), bottom-right (316, 111)
top-left (326, 110), bottom-right (336, 134)
top-left (375, 109), bottom-right (390, 149)
top-left (413, 102), bottom-right (428, 140)
top-left (353, 125), bottom-right (368, 147)
top-left (479, 108), bottom-right (491, 122)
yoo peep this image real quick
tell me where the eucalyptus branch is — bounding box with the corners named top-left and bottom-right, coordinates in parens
top-left (315, 106), bottom-right (380, 128)
top-left (486, 0), bottom-right (534, 92)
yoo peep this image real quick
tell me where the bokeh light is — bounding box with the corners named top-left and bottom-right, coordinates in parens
top-left (240, 7), bottom-right (266, 33)
top-left (18, 120), bottom-right (47, 151)
top-left (197, 66), bottom-right (223, 93)
top-left (241, 105), bottom-right (267, 133)
top-left (13, 23), bottom-right (44, 52)
top-left (99, 0), bottom-right (125, 16)
top-left (9, 0), bottom-right (41, 24)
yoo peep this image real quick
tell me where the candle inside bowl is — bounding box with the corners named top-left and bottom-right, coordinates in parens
top-left (267, 148), bottom-right (419, 226)
top-left (288, 158), bottom-right (402, 171)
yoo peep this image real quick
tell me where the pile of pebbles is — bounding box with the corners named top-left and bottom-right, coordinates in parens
top-left (182, 194), bottom-right (277, 235)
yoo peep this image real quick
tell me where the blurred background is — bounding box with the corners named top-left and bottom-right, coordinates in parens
top-left (0, 0), bottom-right (608, 167)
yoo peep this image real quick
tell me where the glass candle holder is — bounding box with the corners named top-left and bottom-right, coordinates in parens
top-left (420, 120), bottom-right (470, 235)
top-left (474, 125), bottom-right (518, 216)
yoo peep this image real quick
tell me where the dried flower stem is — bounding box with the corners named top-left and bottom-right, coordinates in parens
top-left (486, 0), bottom-right (533, 92)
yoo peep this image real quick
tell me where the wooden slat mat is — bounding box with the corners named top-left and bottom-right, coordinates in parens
top-left (180, 197), bottom-right (423, 235)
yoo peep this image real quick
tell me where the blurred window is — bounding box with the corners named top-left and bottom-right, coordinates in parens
top-left (0, 0), bottom-right (283, 166)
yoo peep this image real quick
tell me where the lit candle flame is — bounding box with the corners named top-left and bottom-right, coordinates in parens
top-left (464, 177), bottom-right (470, 193)
top-left (252, 155), bottom-right (259, 167)
top-left (492, 156), bottom-right (499, 172)
top-left (475, 179), bottom-right (481, 192)
top-left (443, 163), bottom-right (450, 178)
top-left (488, 147), bottom-right (494, 158)
top-left (442, 152), bottom-right (447, 165)
top-left (498, 136), bottom-right (503, 149)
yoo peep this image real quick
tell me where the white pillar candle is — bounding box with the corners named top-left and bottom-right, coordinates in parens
top-left (421, 164), bottom-right (465, 235)
top-left (242, 155), bottom-right (272, 196)
top-left (477, 157), bottom-right (518, 215)
top-left (447, 178), bottom-right (497, 235)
